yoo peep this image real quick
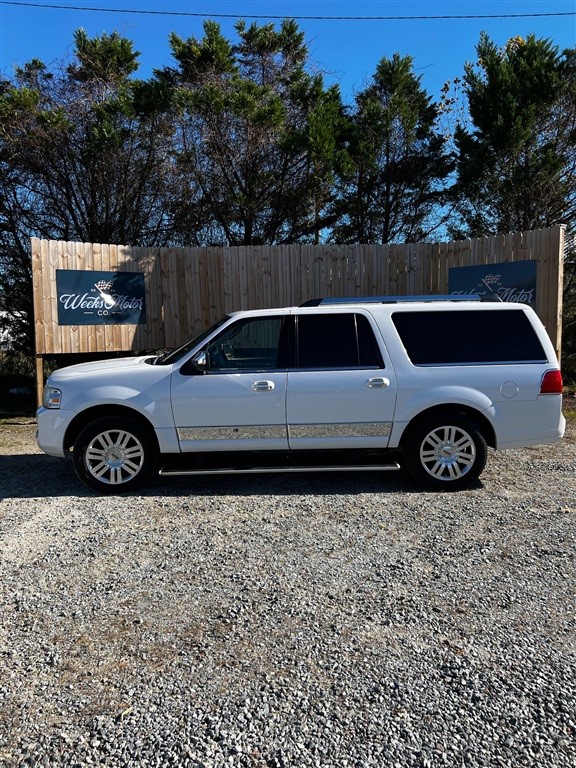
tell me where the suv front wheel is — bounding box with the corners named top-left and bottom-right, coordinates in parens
top-left (73, 416), bottom-right (158, 493)
top-left (403, 415), bottom-right (487, 491)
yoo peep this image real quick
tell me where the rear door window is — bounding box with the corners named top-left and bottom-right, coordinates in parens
top-left (295, 313), bottom-right (383, 369)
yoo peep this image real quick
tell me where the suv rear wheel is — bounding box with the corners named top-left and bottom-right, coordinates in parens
top-left (403, 415), bottom-right (487, 491)
top-left (73, 416), bottom-right (158, 493)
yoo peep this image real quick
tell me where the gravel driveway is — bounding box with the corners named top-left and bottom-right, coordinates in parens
top-left (0, 420), bottom-right (575, 767)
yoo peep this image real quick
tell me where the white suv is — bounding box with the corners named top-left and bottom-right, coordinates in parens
top-left (37, 296), bottom-right (565, 493)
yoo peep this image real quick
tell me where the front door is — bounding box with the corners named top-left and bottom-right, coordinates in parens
top-left (171, 315), bottom-right (289, 452)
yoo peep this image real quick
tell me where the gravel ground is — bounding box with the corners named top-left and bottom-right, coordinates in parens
top-left (0, 420), bottom-right (575, 768)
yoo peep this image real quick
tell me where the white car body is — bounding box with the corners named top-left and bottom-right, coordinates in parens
top-left (37, 297), bottom-right (565, 493)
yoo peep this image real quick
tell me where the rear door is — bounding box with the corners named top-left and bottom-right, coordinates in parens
top-left (286, 311), bottom-right (397, 450)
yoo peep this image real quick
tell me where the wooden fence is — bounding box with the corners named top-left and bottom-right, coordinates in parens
top-left (32, 226), bottom-right (565, 401)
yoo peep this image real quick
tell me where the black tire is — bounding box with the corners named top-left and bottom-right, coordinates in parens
top-left (73, 416), bottom-right (158, 494)
top-left (403, 414), bottom-right (487, 491)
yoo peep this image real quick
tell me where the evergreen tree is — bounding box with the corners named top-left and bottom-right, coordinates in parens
top-left (453, 34), bottom-right (576, 380)
top-left (162, 19), bottom-right (346, 245)
top-left (330, 54), bottom-right (453, 244)
top-left (453, 33), bottom-right (576, 236)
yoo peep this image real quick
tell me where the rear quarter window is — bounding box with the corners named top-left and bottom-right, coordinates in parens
top-left (392, 309), bottom-right (548, 365)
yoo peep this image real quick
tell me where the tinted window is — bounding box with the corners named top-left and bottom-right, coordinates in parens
top-left (206, 316), bottom-right (285, 371)
top-left (296, 313), bottom-right (383, 369)
top-left (357, 314), bottom-right (384, 366)
top-left (392, 309), bottom-right (547, 365)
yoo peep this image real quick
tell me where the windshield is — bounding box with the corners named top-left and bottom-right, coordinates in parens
top-left (154, 316), bottom-right (230, 365)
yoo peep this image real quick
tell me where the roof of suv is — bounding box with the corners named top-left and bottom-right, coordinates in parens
top-left (300, 294), bottom-right (499, 306)
top-left (229, 295), bottom-right (529, 318)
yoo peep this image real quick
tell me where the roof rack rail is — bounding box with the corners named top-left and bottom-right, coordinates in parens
top-left (299, 294), bottom-right (501, 307)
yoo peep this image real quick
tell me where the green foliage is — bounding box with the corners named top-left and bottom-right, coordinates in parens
top-left (168, 22), bottom-right (237, 82)
top-left (453, 34), bottom-right (576, 236)
top-left (67, 29), bottom-right (140, 86)
top-left (0, 86), bottom-right (39, 117)
top-left (452, 33), bottom-right (576, 379)
top-left (332, 54), bottom-right (453, 244)
top-left (0, 29), bottom-right (176, 353)
top-left (164, 19), bottom-right (345, 245)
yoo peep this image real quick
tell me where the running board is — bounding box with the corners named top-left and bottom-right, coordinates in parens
top-left (159, 463), bottom-right (401, 477)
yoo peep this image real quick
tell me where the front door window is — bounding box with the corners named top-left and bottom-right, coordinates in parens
top-left (205, 317), bottom-right (284, 372)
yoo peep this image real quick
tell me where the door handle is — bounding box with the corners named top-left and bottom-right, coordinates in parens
top-left (366, 376), bottom-right (390, 388)
top-left (252, 380), bottom-right (275, 391)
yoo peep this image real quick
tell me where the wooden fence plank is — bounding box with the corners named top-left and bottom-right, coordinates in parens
top-left (545, 226), bottom-right (564, 358)
top-left (31, 238), bottom-right (45, 354)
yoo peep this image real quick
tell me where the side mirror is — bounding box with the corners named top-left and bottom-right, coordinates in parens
top-left (180, 350), bottom-right (209, 376)
top-left (190, 349), bottom-right (210, 374)
top-left (192, 350), bottom-right (209, 372)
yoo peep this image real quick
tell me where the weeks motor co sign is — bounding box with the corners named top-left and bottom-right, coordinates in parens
top-left (56, 269), bottom-right (146, 326)
top-left (449, 259), bottom-right (537, 306)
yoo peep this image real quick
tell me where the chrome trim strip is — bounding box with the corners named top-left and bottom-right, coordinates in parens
top-left (412, 360), bottom-right (547, 367)
top-left (160, 463), bottom-right (401, 476)
top-left (178, 425), bottom-right (287, 441)
top-left (288, 422), bottom-right (392, 439)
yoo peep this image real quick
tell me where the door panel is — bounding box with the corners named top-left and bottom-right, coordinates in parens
top-left (287, 311), bottom-right (396, 449)
top-left (171, 372), bottom-right (288, 451)
top-left (170, 315), bottom-right (289, 452)
top-left (287, 369), bottom-right (395, 449)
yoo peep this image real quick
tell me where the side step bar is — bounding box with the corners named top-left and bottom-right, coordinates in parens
top-left (159, 463), bottom-right (401, 477)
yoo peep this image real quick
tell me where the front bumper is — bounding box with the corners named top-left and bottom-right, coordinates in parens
top-left (36, 407), bottom-right (77, 457)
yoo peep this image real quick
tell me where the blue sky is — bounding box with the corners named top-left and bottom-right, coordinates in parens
top-left (0, 0), bottom-right (575, 104)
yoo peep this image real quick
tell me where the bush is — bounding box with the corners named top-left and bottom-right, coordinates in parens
top-left (0, 352), bottom-right (36, 416)
top-left (562, 263), bottom-right (576, 385)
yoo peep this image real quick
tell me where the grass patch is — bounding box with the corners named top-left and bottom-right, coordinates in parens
top-left (563, 404), bottom-right (576, 424)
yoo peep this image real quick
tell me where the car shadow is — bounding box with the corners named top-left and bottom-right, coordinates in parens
top-left (0, 453), bottom-right (431, 499)
top-left (149, 467), bottom-right (417, 499)
top-left (0, 454), bottom-right (86, 500)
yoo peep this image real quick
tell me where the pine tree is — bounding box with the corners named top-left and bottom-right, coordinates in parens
top-left (453, 33), bottom-right (576, 236)
top-left (0, 31), bottom-right (175, 352)
top-left (330, 54), bottom-right (453, 244)
top-left (162, 19), bottom-right (346, 245)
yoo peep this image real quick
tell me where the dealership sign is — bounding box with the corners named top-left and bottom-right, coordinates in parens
top-left (56, 269), bottom-right (146, 325)
top-left (449, 259), bottom-right (537, 307)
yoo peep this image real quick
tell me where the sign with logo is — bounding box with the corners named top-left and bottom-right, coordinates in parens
top-left (449, 259), bottom-right (537, 307)
top-left (56, 270), bottom-right (146, 325)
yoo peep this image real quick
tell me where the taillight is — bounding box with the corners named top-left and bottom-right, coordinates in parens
top-left (539, 369), bottom-right (563, 394)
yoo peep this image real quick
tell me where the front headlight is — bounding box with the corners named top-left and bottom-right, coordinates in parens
top-left (43, 386), bottom-right (62, 409)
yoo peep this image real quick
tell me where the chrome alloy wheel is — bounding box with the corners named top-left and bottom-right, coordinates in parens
top-left (85, 428), bottom-right (146, 485)
top-left (419, 425), bottom-right (477, 482)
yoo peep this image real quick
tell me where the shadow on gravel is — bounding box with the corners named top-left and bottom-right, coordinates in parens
top-left (0, 453), bottom-right (459, 499)
top-left (148, 469), bottom-right (422, 498)
top-left (0, 454), bottom-right (92, 499)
